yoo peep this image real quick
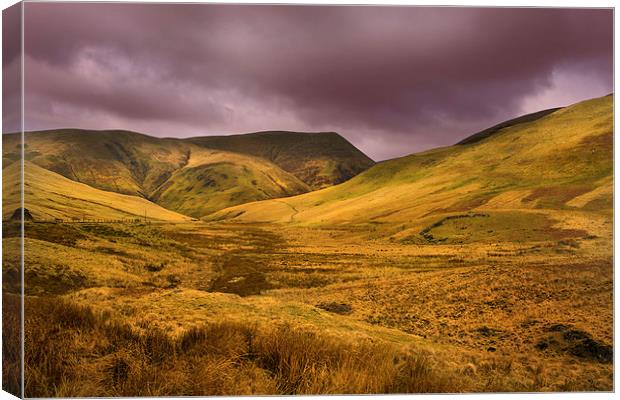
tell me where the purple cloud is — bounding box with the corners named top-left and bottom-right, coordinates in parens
top-left (5, 4), bottom-right (613, 160)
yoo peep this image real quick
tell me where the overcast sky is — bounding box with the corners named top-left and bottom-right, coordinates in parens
top-left (3, 4), bottom-right (613, 160)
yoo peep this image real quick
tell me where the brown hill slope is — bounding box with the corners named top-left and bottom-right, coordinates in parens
top-left (3, 129), bottom-right (187, 197)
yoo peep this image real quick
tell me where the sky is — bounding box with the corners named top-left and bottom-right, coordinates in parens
top-left (2, 4), bottom-right (613, 160)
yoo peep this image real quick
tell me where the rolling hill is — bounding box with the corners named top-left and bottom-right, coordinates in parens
top-left (150, 149), bottom-right (309, 217)
top-left (3, 161), bottom-right (190, 221)
top-left (210, 94), bottom-right (613, 237)
top-left (2, 129), bottom-right (372, 217)
top-left (188, 131), bottom-right (375, 189)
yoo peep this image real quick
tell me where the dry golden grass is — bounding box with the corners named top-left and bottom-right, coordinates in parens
top-left (6, 95), bottom-right (613, 395)
top-left (21, 295), bottom-right (457, 397)
top-left (10, 207), bottom-right (612, 393)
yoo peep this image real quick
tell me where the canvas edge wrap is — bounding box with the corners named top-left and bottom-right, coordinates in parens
top-left (2, 2), bottom-right (24, 398)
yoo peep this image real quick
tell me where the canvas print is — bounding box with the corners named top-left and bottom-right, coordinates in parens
top-left (2, 2), bottom-right (614, 397)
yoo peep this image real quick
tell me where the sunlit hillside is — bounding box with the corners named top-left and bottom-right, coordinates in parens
top-left (2, 161), bottom-right (190, 221)
top-left (3, 130), bottom-right (187, 196)
top-left (212, 95), bottom-right (612, 237)
top-left (151, 149), bottom-right (309, 217)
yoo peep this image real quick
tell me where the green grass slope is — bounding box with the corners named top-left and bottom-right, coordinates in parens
top-left (211, 95), bottom-right (613, 231)
top-left (189, 131), bottom-right (376, 189)
top-left (2, 161), bottom-right (190, 221)
top-left (150, 149), bottom-right (309, 217)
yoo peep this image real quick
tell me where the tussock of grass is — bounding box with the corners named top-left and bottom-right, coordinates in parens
top-left (23, 296), bottom-right (456, 397)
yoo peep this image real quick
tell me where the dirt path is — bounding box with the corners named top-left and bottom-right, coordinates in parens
top-left (274, 200), bottom-right (299, 222)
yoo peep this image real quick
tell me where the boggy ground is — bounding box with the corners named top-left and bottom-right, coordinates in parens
top-left (3, 207), bottom-right (613, 395)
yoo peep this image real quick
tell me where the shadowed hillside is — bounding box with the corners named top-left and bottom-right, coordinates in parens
top-left (457, 107), bottom-right (562, 145)
top-left (211, 94), bottom-right (612, 234)
top-left (189, 131), bottom-right (375, 189)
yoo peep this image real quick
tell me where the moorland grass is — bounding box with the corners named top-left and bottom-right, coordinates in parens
top-left (21, 295), bottom-right (456, 397)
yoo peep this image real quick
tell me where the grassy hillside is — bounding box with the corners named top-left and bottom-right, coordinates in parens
top-left (151, 149), bottom-right (309, 217)
top-left (2, 161), bottom-right (190, 221)
top-left (3, 129), bottom-right (371, 216)
top-left (211, 95), bottom-right (612, 234)
top-left (189, 131), bottom-right (375, 189)
top-left (2, 130), bottom-right (314, 217)
top-left (3, 129), bottom-right (186, 196)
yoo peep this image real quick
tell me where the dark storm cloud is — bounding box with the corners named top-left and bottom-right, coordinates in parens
top-left (11, 4), bottom-right (613, 160)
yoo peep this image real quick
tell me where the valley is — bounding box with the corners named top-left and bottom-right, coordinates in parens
top-left (5, 212), bottom-right (612, 394)
top-left (2, 94), bottom-right (614, 395)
